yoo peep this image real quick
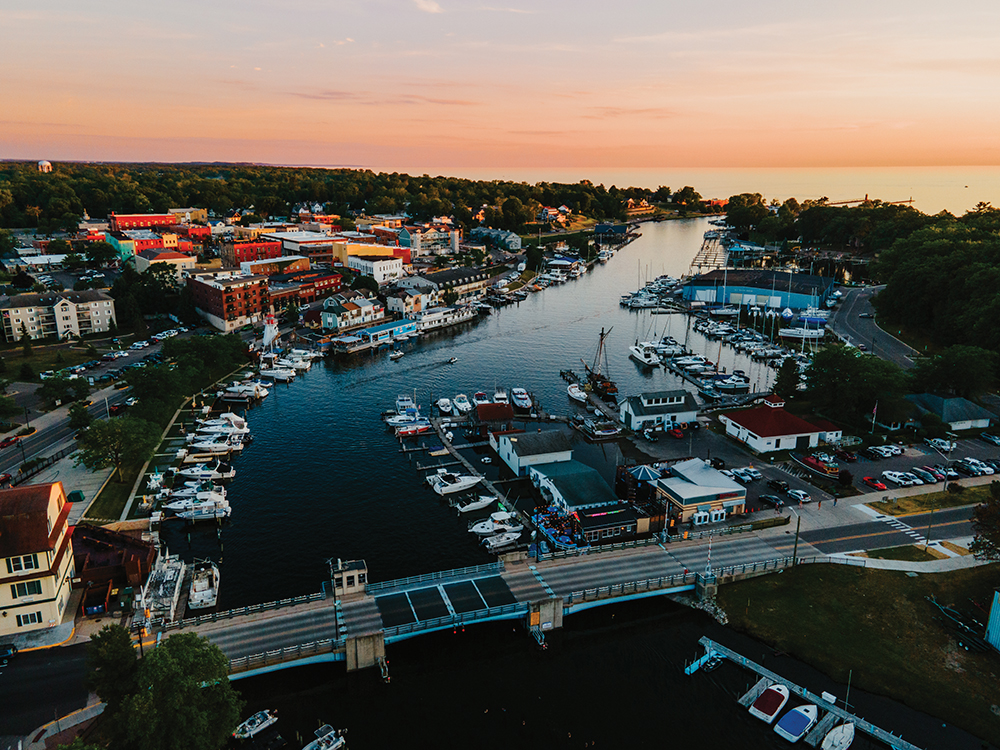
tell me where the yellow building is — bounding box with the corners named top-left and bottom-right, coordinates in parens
top-left (168, 207), bottom-right (209, 224)
top-left (0, 483), bottom-right (76, 637)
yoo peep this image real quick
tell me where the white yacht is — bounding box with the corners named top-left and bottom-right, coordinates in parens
top-left (177, 461), bottom-right (236, 481)
top-left (493, 387), bottom-right (509, 404)
top-left (162, 492), bottom-right (228, 511)
top-left (469, 511), bottom-right (523, 536)
top-left (162, 482), bottom-right (226, 499)
top-left (452, 394), bottom-right (472, 414)
top-left (291, 348), bottom-right (323, 360)
top-left (437, 398), bottom-right (453, 415)
top-left (628, 343), bottom-right (661, 367)
top-left (189, 435), bottom-right (244, 454)
top-left (187, 560), bottom-right (220, 610)
top-left (472, 391), bottom-right (490, 407)
top-left (260, 366), bottom-right (296, 382)
top-left (482, 531), bottom-right (521, 552)
top-left (426, 468), bottom-right (481, 496)
top-left (195, 413), bottom-right (247, 430)
top-left (510, 388), bottom-right (532, 410)
top-left (176, 500), bottom-right (232, 521)
top-left (395, 394), bottom-right (417, 414)
top-left (277, 357), bottom-right (311, 371)
top-left (455, 495), bottom-right (495, 513)
top-left (302, 725), bottom-right (347, 750)
top-left (223, 382), bottom-right (269, 399)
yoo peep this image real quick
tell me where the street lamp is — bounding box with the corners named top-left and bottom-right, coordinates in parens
top-left (789, 507), bottom-right (802, 566)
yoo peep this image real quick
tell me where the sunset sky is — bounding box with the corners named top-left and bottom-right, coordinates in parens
top-left (3, 0), bottom-right (1000, 168)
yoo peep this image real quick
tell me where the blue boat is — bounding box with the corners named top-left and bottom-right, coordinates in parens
top-left (774, 704), bottom-right (818, 743)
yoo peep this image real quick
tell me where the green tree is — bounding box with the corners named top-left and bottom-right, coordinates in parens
top-left (350, 274), bottom-right (379, 293)
top-left (0, 229), bottom-right (16, 256)
top-left (772, 358), bottom-right (800, 399)
top-left (804, 346), bottom-right (908, 425)
top-left (0, 394), bottom-right (20, 421)
top-left (85, 241), bottom-right (119, 266)
top-left (911, 345), bottom-right (998, 399)
top-left (86, 624), bottom-right (137, 718)
top-left (118, 632), bottom-right (243, 750)
top-left (18, 362), bottom-right (33, 381)
top-left (75, 416), bottom-right (161, 482)
top-left (525, 246), bottom-right (544, 271)
top-left (970, 492), bottom-right (1000, 560)
top-left (20, 323), bottom-right (31, 356)
top-left (68, 401), bottom-right (93, 431)
top-left (673, 186), bottom-right (702, 210)
top-left (442, 290), bottom-right (459, 305)
top-left (725, 193), bottom-right (768, 233)
top-left (53, 739), bottom-right (105, 750)
top-left (63, 253), bottom-right (86, 270)
top-left (48, 239), bottom-right (71, 255)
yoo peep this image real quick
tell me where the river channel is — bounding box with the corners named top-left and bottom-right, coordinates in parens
top-left (161, 218), bottom-right (984, 750)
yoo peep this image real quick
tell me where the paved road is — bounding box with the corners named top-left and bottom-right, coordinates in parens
top-left (793, 505), bottom-right (976, 555)
top-left (829, 286), bottom-right (918, 370)
top-left (0, 642), bottom-right (89, 743)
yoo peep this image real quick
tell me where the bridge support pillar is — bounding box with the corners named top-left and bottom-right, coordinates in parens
top-left (695, 574), bottom-right (718, 602)
top-left (345, 632), bottom-right (385, 673)
top-left (527, 597), bottom-right (563, 633)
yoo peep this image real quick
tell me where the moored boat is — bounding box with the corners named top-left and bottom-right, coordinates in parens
top-left (436, 397), bottom-right (453, 415)
top-left (455, 494), bottom-right (494, 513)
top-left (426, 467), bottom-right (481, 495)
top-left (510, 387), bottom-right (532, 410)
top-left (389, 350), bottom-right (404, 360)
top-left (234, 709), bottom-right (279, 740)
top-left (453, 394), bottom-right (472, 413)
top-left (748, 683), bottom-right (789, 724)
top-left (176, 500), bottom-right (232, 521)
top-left (493, 387), bottom-right (509, 404)
top-left (820, 722), bottom-right (855, 750)
top-left (469, 511), bottom-right (524, 536)
top-left (774, 704), bottom-right (819, 743)
top-left (482, 531), bottom-right (521, 551)
top-left (567, 383), bottom-right (588, 403)
top-left (177, 461), bottom-right (235, 481)
top-left (472, 391), bottom-right (490, 407)
top-left (628, 343), bottom-right (661, 367)
top-left (187, 560), bottom-right (220, 610)
top-left (302, 725), bottom-right (347, 750)
top-left (162, 492), bottom-right (228, 512)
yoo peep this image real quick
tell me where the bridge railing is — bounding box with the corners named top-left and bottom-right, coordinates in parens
top-left (228, 637), bottom-right (346, 674)
top-left (564, 571), bottom-right (698, 604)
top-left (365, 561), bottom-right (505, 594)
top-left (382, 602), bottom-right (528, 638)
top-left (683, 524), bottom-right (752, 541)
top-left (161, 591), bottom-right (327, 632)
top-left (536, 535), bottom-right (663, 562)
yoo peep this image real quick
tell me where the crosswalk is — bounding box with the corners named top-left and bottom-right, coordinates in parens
top-left (877, 515), bottom-right (927, 544)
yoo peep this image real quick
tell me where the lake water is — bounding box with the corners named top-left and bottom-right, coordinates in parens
top-left (161, 217), bottom-right (987, 750)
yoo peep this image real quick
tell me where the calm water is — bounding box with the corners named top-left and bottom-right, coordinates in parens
top-left (162, 217), bottom-right (986, 750)
top-left (384, 166), bottom-right (1000, 216)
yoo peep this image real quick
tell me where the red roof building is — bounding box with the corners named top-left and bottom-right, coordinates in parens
top-left (221, 240), bottom-right (283, 268)
top-left (719, 395), bottom-right (825, 453)
top-left (108, 213), bottom-right (179, 232)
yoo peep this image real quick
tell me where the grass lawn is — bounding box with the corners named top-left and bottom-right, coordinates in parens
top-left (85, 463), bottom-right (142, 521)
top-left (863, 544), bottom-right (943, 562)
top-left (717, 563), bottom-right (1000, 745)
top-left (1, 348), bottom-right (92, 379)
top-left (870, 486), bottom-right (987, 516)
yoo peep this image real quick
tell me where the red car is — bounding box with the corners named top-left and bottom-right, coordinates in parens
top-left (0, 436), bottom-right (20, 449)
top-left (667, 428), bottom-right (684, 439)
top-left (863, 476), bottom-right (887, 490)
top-left (0, 473), bottom-right (11, 486)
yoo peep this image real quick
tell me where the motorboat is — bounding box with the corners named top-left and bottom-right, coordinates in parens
top-left (469, 511), bottom-right (523, 536)
top-left (277, 357), bottom-right (311, 371)
top-left (453, 394), bottom-right (472, 414)
top-left (437, 398), bottom-right (453, 415)
top-left (577, 418), bottom-right (622, 441)
top-left (396, 422), bottom-right (433, 436)
top-left (629, 343), bottom-right (661, 367)
top-left (447, 357), bottom-right (457, 364)
top-left (778, 327), bottom-right (826, 341)
top-left (426, 467), bottom-right (481, 495)
top-left (511, 388), bottom-right (532, 410)
top-left (493, 387), bottom-right (509, 404)
top-left (748, 684), bottom-right (789, 724)
top-left (162, 492), bottom-right (228, 511)
top-left (176, 500), bottom-right (232, 521)
top-left (162, 482), bottom-right (225, 499)
top-left (482, 531), bottom-right (521, 552)
top-left (302, 725), bottom-right (347, 750)
top-left (384, 410), bottom-right (424, 427)
top-left (195, 413), bottom-right (247, 430)
top-left (774, 704), bottom-right (819, 743)
top-left (714, 375), bottom-right (751, 394)
top-left (291, 348), bottom-right (322, 360)
top-left (177, 461), bottom-right (236, 481)
top-left (567, 383), bottom-right (588, 403)
top-left (187, 560), bottom-right (220, 610)
top-left (222, 382), bottom-right (269, 399)
top-left (820, 722), bottom-right (855, 750)
top-left (189, 435), bottom-right (244, 454)
top-left (260, 366), bottom-right (296, 382)
top-left (472, 391), bottom-right (490, 407)
top-left (395, 394), bottom-right (416, 413)
top-left (389, 350), bottom-right (404, 360)
top-left (455, 495), bottom-right (495, 513)
top-left (234, 709), bottom-right (279, 740)
top-left (195, 420), bottom-right (250, 436)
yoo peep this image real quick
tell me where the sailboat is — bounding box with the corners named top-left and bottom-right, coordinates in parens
top-left (581, 327), bottom-right (618, 400)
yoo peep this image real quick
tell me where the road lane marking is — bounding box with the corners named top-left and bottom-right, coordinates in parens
top-left (792, 517), bottom-right (971, 547)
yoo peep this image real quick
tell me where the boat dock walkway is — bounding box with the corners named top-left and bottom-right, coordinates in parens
top-left (689, 637), bottom-right (922, 750)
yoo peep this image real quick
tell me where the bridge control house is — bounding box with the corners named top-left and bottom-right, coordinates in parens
top-left (655, 458), bottom-right (746, 526)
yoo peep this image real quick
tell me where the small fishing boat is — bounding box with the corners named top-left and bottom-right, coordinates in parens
top-left (447, 357), bottom-right (458, 364)
top-left (482, 531), bottom-right (520, 551)
top-left (302, 725), bottom-right (347, 750)
top-left (234, 709), bottom-right (279, 740)
top-left (396, 422), bottom-right (433, 436)
top-left (389, 350), bottom-right (404, 360)
top-left (472, 391), bottom-right (490, 406)
top-left (774, 704), bottom-right (819, 743)
top-left (437, 398), bottom-right (453, 415)
top-left (748, 684), bottom-right (790, 724)
top-left (187, 560), bottom-right (220, 610)
top-left (493, 387), bottom-right (508, 404)
top-left (455, 495), bottom-right (494, 513)
top-left (452, 393), bottom-right (472, 413)
top-left (820, 723), bottom-right (855, 750)
top-left (567, 383), bottom-right (588, 403)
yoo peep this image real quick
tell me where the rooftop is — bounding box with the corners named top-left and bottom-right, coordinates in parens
top-left (0, 483), bottom-right (66, 558)
top-left (531, 460), bottom-right (618, 509)
top-left (0, 289), bottom-right (113, 309)
top-left (906, 394), bottom-right (995, 423)
top-left (689, 269), bottom-right (834, 296)
top-left (721, 403), bottom-right (824, 438)
top-left (504, 430), bottom-right (574, 457)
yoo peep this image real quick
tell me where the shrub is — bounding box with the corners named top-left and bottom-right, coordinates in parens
top-left (946, 482), bottom-right (965, 494)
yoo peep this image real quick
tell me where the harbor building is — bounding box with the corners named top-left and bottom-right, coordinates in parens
top-left (399, 223), bottom-right (461, 256)
top-left (683, 269), bottom-right (835, 310)
top-left (0, 483), bottom-right (76, 638)
top-left (497, 431), bottom-right (574, 476)
top-left (618, 390), bottom-right (699, 431)
top-left (386, 286), bottom-right (438, 316)
top-left (186, 270), bottom-right (269, 332)
top-left (321, 292), bottom-right (385, 331)
top-left (655, 458), bottom-right (746, 525)
top-left (719, 395), bottom-right (829, 453)
top-left (0, 290), bottom-right (117, 341)
top-left (905, 394), bottom-right (994, 432)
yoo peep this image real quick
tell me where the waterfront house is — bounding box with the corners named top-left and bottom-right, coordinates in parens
top-left (321, 292), bottom-right (385, 331)
top-left (0, 483), bottom-right (76, 638)
top-left (386, 286), bottom-right (438, 316)
top-left (655, 458), bottom-right (746, 526)
top-left (497, 431), bottom-right (573, 476)
top-left (347, 254), bottom-right (404, 285)
top-left (719, 395), bottom-right (826, 453)
top-left (469, 227), bottom-right (522, 251)
top-left (905, 394), bottom-right (994, 431)
top-left (397, 267), bottom-right (494, 302)
top-left (472, 403), bottom-right (515, 438)
top-left (618, 390), bottom-right (699, 431)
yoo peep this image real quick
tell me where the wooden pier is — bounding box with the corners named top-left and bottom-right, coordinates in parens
top-left (690, 637), bottom-right (922, 750)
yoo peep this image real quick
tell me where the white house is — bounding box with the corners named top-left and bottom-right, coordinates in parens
top-left (719, 395), bottom-right (825, 453)
top-left (497, 431), bottom-right (573, 476)
top-left (348, 255), bottom-right (403, 285)
top-left (619, 390), bottom-right (699, 431)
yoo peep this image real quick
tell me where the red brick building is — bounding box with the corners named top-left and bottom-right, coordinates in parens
top-left (186, 271), bottom-right (269, 332)
top-left (171, 224), bottom-right (212, 241)
top-left (108, 213), bottom-right (179, 232)
top-left (220, 240), bottom-right (283, 267)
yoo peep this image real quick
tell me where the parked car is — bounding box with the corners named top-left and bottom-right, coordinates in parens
top-left (951, 461), bottom-right (979, 477)
top-left (859, 312), bottom-right (873, 318)
top-left (0, 472), bottom-right (12, 486)
top-left (787, 489), bottom-right (811, 503)
top-left (909, 467), bottom-right (938, 484)
top-left (862, 476), bottom-right (887, 490)
top-left (641, 429), bottom-right (658, 442)
top-left (741, 467), bottom-right (763, 481)
top-left (834, 450), bottom-right (858, 463)
top-left (921, 465), bottom-right (946, 481)
top-left (767, 478), bottom-right (790, 492)
top-left (667, 428), bottom-right (684, 439)
top-left (883, 444), bottom-right (904, 456)
top-left (0, 643), bottom-right (16, 659)
top-left (858, 448), bottom-right (881, 460)
top-left (979, 433), bottom-right (1000, 446)
top-left (925, 437), bottom-right (956, 452)
top-left (881, 470), bottom-right (911, 486)
top-left (0, 436), bottom-right (21, 449)
top-left (109, 404), bottom-right (126, 416)
top-left (709, 457), bottom-right (725, 469)
top-left (758, 494), bottom-right (784, 508)
top-left (933, 464), bottom-right (960, 480)
top-left (124, 397), bottom-right (138, 407)
top-left (731, 468), bottom-right (752, 484)
top-left (899, 472), bottom-right (924, 485)
top-left (964, 457), bottom-right (994, 475)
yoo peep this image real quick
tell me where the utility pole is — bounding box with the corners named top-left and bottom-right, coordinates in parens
top-left (924, 508), bottom-right (936, 550)
top-left (791, 512), bottom-right (801, 565)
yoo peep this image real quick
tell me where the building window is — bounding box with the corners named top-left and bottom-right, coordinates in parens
top-left (11, 580), bottom-right (43, 598)
top-left (6, 553), bottom-right (40, 574)
top-left (16, 611), bottom-right (43, 627)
